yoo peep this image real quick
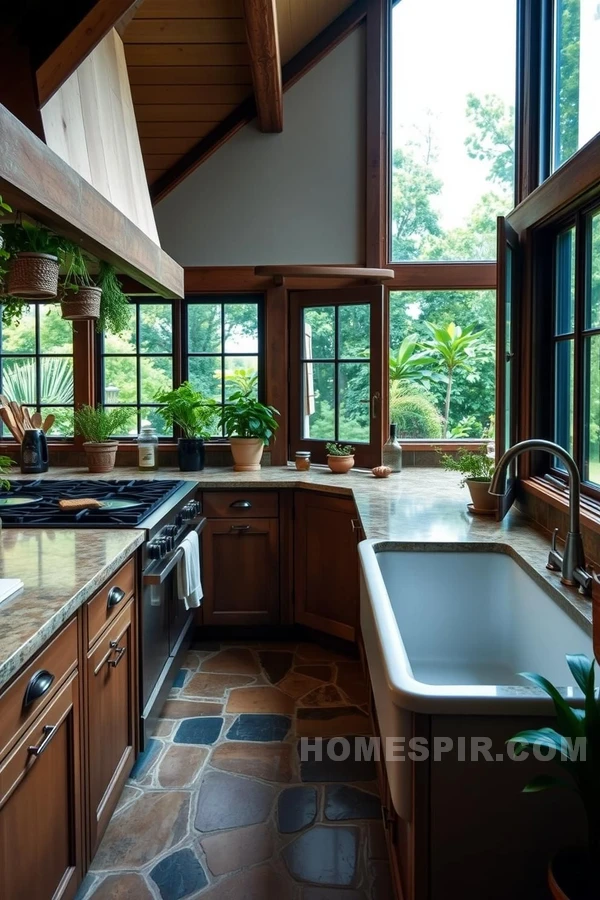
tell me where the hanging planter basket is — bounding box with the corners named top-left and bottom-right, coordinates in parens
top-left (61, 286), bottom-right (102, 321)
top-left (8, 252), bottom-right (59, 299)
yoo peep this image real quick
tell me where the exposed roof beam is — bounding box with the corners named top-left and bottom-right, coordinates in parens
top-left (150, 0), bottom-right (367, 203)
top-left (37, 0), bottom-right (142, 106)
top-left (242, 0), bottom-right (282, 133)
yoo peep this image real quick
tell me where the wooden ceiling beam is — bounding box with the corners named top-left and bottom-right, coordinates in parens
top-left (242, 0), bottom-right (282, 133)
top-left (37, 0), bottom-right (142, 106)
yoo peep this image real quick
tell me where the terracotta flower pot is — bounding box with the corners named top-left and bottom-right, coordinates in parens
top-left (548, 848), bottom-right (594, 900)
top-left (83, 441), bottom-right (118, 474)
top-left (327, 455), bottom-right (355, 474)
top-left (465, 478), bottom-right (496, 513)
top-left (8, 252), bottom-right (59, 299)
top-left (229, 437), bottom-right (264, 472)
top-left (61, 286), bottom-right (102, 320)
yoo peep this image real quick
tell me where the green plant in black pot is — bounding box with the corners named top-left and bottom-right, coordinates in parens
top-left (507, 654), bottom-right (600, 899)
top-left (2, 221), bottom-right (63, 306)
top-left (438, 445), bottom-right (496, 513)
top-left (220, 386), bottom-right (279, 472)
top-left (154, 382), bottom-right (218, 472)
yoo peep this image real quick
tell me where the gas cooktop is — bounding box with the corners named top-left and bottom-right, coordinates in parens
top-left (0, 479), bottom-right (185, 528)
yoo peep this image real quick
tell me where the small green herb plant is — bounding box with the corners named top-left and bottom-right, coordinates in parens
top-left (438, 446), bottom-right (495, 485)
top-left (507, 654), bottom-right (600, 876)
top-left (96, 262), bottom-right (131, 336)
top-left (326, 442), bottom-right (356, 457)
top-left (74, 405), bottom-right (132, 443)
top-left (220, 390), bottom-right (279, 444)
top-left (2, 221), bottom-right (63, 257)
top-left (61, 241), bottom-right (93, 295)
top-left (0, 455), bottom-right (14, 491)
top-left (155, 382), bottom-right (218, 439)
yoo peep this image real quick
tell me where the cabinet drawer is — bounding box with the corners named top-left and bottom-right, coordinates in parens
top-left (203, 491), bottom-right (278, 518)
top-left (87, 557), bottom-right (135, 648)
top-left (0, 617), bottom-right (78, 762)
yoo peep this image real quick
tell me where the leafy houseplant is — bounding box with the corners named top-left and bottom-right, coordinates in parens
top-left (439, 446), bottom-right (496, 513)
top-left (220, 388), bottom-right (279, 472)
top-left (60, 242), bottom-right (101, 321)
top-left (2, 221), bottom-right (62, 302)
top-left (0, 455), bottom-right (14, 491)
top-left (325, 442), bottom-right (356, 475)
top-left (155, 382), bottom-right (218, 472)
top-left (96, 262), bottom-right (131, 336)
top-left (74, 405), bottom-right (131, 473)
top-left (507, 654), bottom-right (599, 899)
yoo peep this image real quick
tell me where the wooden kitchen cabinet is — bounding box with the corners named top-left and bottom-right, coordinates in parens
top-left (294, 492), bottom-right (360, 641)
top-left (86, 598), bottom-right (137, 858)
top-left (0, 672), bottom-right (82, 900)
top-left (202, 517), bottom-right (280, 625)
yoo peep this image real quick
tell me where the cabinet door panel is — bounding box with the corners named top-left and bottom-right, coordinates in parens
top-left (202, 518), bottom-right (279, 624)
top-left (0, 673), bottom-right (81, 900)
top-left (294, 492), bottom-right (359, 641)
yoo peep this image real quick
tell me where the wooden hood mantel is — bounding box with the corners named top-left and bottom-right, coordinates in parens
top-left (0, 102), bottom-right (184, 299)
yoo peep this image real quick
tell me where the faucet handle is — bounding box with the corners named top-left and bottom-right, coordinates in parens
top-left (550, 527), bottom-right (559, 552)
top-left (546, 528), bottom-right (563, 572)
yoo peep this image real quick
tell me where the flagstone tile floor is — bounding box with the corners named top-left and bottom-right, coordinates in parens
top-left (76, 641), bottom-right (392, 900)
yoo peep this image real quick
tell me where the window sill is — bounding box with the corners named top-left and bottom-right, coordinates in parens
top-left (398, 440), bottom-right (489, 451)
top-left (522, 477), bottom-right (600, 537)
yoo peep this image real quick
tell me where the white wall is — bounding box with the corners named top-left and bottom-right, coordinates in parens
top-left (154, 28), bottom-right (366, 266)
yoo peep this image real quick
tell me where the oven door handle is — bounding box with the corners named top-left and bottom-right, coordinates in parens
top-left (143, 517), bottom-right (206, 586)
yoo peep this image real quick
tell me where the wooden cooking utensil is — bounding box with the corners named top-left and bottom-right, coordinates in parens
top-left (42, 414), bottom-right (55, 433)
top-left (31, 412), bottom-right (43, 428)
top-left (0, 408), bottom-right (20, 442)
top-left (21, 407), bottom-right (33, 430)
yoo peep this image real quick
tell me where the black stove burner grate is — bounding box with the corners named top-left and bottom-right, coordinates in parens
top-left (0, 479), bottom-right (184, 527)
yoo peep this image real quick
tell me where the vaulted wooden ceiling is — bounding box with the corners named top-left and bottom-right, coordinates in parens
top-left (122, 0), bottom-right (357, 193)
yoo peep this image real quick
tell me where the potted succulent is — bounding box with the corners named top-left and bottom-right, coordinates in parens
top-left (155, 382), bottom-right (218, 471)
top-left (3, 221), bottom-right (62, 300)
top-left (60, 242), bottom-right (101, 321)
top-left (439, 446), bottom-right (496, 513)
top-left (74, 405), bottom-right (132, 473)
top-left (507, 654), bottom-right (599, 899)
top-left (220, 389), bottom-right (279, 471)
top-left (325, 442), bottom-right (356, 474)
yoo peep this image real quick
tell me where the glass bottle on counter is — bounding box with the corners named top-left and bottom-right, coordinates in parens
top-left (137, 425), bottom-right (159, 471)
top-left (382, 423), bottom-right (402, 473)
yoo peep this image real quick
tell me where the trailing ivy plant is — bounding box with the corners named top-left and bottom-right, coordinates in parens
top-left (220, 389), bottom-right (279, 444)
top-left (154, 382), bottom-right (218, 439)
top-left (96, 262), bottom-right (131, 336)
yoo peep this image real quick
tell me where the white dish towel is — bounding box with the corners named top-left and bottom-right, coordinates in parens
top-left (176, 530), bottom-right (203, 610)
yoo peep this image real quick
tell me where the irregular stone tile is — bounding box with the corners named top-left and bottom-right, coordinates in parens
top-left (367, 821), bottom-right (388, 860)
top-left (283, 825), bottom-right (359, 886)
top-left (157, 745), bottom-right (208, 787)
top-left (278, 786), bottom-right (318, 833)
top-left (226, 686), bottom-right (295, 715)
top-left (279, 672), bottom-right (323, 700)
top-left (91, 792), bottom-right (189, 870)
top-left (201, 649), bottom-right (260, 675)
top-left (297, 739), bottom-right (376, 783)
top-left (200, 864), bottom-right (292, 899)
top-left (335, 662), bottom-right (369, 706)
top-left (194, 770), bottom-right (275, 832)
top-left (161, 699), bottom-right (223, 718)
top-left (182, 673), bottom-right (254, 698)
top-left (259, 650), bottom-right (293, 683)
top-left (295, 665), bottom-right (334, 683)
top-left (324, 785), bottom-right (381, 820)
top-left (89, 874), bottom-right (153, 899)
top-left (150, 848), bottom-right (208, 900)
top-left (227, 714), bottom-right (291, 743)
top-left (295, 644), bottom-right (349, 663)
top-left (154, 719), bottom-right (176, 737)
top-left (174, 717), bottom-right (222, 745)
top-left (210, 741), bottom-right (293, 781)
top-left (296, 706), bottom-right (371, 737)
top-left (183, 650), bottom-right (202, 670)
top-left (302, 890), bottom-right (366, 900)
top-left (129, 738), bottom-right (162, 781)
top-left (172, 669), bottom-right (188, 688)
top-left (114, 784), bottom-right (142, 815)
top-left (299, 684), bottom-right (346, 707)
top-left (200, 823), bottom-right (274, 876)
top-left (370, 860), bottom-right (393, 900)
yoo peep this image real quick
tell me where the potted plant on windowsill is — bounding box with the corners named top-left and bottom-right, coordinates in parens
top-left (507, 654), bottom-right (599, 899)
top-left (2, 221), bottom-right (62, 300)
top-left (326, 442), bottom-right (356, 474)
top-left (154, 382), bottom-right (218, 472)
top-left (74, 405), bottom-right (132, 473)
top-left (438, 446), bottom-right (496, 513)
top-left (220, 388), bottom-right (279, 472)
top-left (60, 242), bottom-right (101, 321)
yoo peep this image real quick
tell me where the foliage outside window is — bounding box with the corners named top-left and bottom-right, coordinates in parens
top-left (390, 0), bottom-right (517, 261)
top-left (389, 291), bottom-right (495, 439)
top-left (0, 305), bottom-right (74, 438)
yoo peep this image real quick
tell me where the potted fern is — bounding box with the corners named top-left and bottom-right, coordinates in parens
top-left (60, 242), bottom-right (101, 321)
top-left (74, 405), bottom-right (131, 473)
top-left (96, 262), bottom-right (131, 335)
top-left (3, 221), bottom-right (62, 299)
top-left (326, 442), bottom-right (356, 474)
top-left (220, 388), bottom-right (279, 471)
top-left (154, 382), bottom-right (218, 471)
top-left (439, 446), bottom-right (496, 513)
top-left (507, 654), bottom-right (599, 899)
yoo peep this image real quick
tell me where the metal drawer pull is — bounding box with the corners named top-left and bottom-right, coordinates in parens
top-left (231, 524), bottom-right (251, 532)
top-left (230, 500), bottom-right (252, 508)
top-left (107, 586), bottom-right (126, 608)
top-left (23, 669), bottom-right (55, 708)
top-left (28, 723), bottom-right (58, 758)
top-left (108, 640), bottom-right (126, 667)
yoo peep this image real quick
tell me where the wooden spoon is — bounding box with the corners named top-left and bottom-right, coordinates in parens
top-left (31, 412), bottom-right (43, 428)
top-left (42, 414), bottom-right (55, 434)
top-left (0, 407), bottom-right (20, 442)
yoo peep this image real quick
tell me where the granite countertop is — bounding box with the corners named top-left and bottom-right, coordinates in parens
top-left (2, 464), bottom-right (594, 691)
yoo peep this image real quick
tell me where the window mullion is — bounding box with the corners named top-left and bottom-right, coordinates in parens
top-left (572, 210), bottom-right (586, 472)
